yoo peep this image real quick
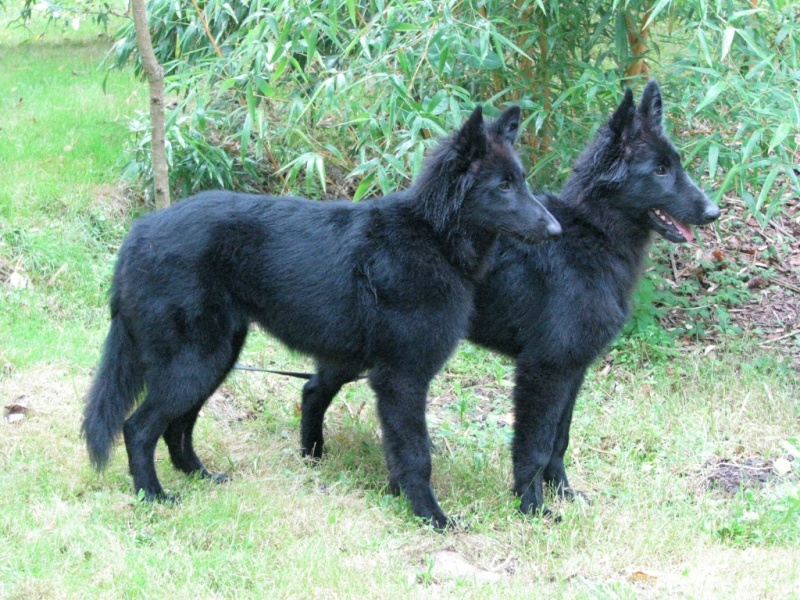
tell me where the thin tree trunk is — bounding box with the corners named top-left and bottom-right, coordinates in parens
top-left (625, 8), bottom-right (652, 78)
top-left (131, 0), bottom-right (170, 208)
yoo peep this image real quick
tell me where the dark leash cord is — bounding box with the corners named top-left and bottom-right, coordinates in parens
top-left (233, 364), bottom-right (366, 382)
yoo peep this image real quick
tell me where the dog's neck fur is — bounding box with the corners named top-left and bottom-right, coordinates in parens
top-left (556, 178), bottom-right (655, 312)
top-left (406, 153), bottom-right (499, 281)
top-left (440, 226), bottom-right (500, 282)
top-left (404, 195), bottom-right (499, 281)
top-left (549, 118), bottom-right (657, 307)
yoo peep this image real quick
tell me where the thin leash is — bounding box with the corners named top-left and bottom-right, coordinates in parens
top-left (233, 364), bottom-right (366, 382)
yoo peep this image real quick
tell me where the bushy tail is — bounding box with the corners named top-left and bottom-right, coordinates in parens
top-left (82, 316), bottom-right (144, 470)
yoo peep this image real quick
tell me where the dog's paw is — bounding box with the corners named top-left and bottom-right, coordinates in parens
top-left (300, 444), bottom-right (325, 462)
top-left (138, 489), bottom-right (180, 505)
top-left (427, 511), bottom-right (454, 532)
top-left (561, 487), bottom-right (591, 504)
top-left (203, 470), bottom-right (229, 484)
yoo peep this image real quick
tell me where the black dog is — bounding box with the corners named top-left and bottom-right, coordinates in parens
top-left (82, 106), bottom-right (561, 528)
top-left (467, 80), bottom-right (721, 515)
top-left (303, 80), bottom-right (720, 520)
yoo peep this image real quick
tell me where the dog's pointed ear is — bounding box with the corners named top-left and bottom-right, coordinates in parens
top-left (609, 87), bottom-right (635, 138)
top-left (455, 106), bottom-right (488, 163)
top-left (489, 105), bottom-right (521, 144)
top-left (638, 79), bottom-right (663, 130)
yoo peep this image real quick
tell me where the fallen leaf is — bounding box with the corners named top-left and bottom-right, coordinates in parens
top-left (629, 570), bottom-right (658, 583)
top-left (47, 264), bottom-right (67, 286)
top-left (780, 440), bottom-right (800, 458)
top-left (498, 412), bottom-right (514, 427)
top-left (4, 395), bottom-right (29, 415)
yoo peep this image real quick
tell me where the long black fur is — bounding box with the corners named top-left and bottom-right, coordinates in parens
top-left (467, 80), bottom-right (721, 515)
top-left (82, 105), bottom-right (561, 527)
top-left (303, 80), bottom-right (721, 520)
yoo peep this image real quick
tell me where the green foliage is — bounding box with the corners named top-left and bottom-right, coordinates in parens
top-left (666, 0), bottom-right (800, 226)
top-left (106, 1), bottom-right (795, 351)
top-left (110, 0), bottom-right (651, 200)
top-left (621, 240), bottom-right (752, 349)
top-left (110, 0), bottom-right (798, 217)
top-left (712, 482), bottom-right (800, 547)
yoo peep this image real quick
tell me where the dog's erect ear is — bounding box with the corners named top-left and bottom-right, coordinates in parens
top-left (489, 105), bottom-right (521, 144)
top-left (608, 87), bottom-right (635, 138)
top-left (454, 106), bottom-right (488, 163)
top-left (638, 79), bottom-right (663, 131)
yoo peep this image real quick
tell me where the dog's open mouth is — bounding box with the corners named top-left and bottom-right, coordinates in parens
top-left (648, 208), bottom-right (694, 243)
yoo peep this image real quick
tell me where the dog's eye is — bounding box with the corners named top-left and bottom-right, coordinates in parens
top-left (654, 165), bottom-right (668, 176)
top-left (498, 181), bottom-right (511, 191)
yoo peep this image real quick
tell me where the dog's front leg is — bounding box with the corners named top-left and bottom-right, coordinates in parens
top-left (542, 369), bottom-right (587, 500)
top-left (512, 356), bottom-right (578, 516)
top-left (369, 367), bottom-right (449, 529)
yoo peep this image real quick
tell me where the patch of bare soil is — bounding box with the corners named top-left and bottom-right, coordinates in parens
top-left (89, 182), bottom-right (142, 220)
top-left (696, 455), bottom-right (796, 495)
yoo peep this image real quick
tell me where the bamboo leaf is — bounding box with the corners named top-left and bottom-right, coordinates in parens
top-left (755, 165), bottom-right (781, 212)
top-left (708, 144), bottom-right (719, 181)
top-left (695, 80), bottom-right (728, 112)
top-left (644, 0), bottom-right (674, 29)
top-left (721, 27), bottom-right (736, 60)
top-left (768, 123), bottom-right (793, 152)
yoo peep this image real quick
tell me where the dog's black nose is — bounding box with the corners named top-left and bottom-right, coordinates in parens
top-left (703, 203), bottom-right (721, 222)
top-left (545, 218), bottom-right (562, 238)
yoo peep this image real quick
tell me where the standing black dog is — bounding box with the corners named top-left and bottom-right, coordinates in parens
top-left (467, 80), bottom-right (721, 515)
top-left (303, 80), bottom-right (720, 520)
top-left (82, 106), bottom-right (561, 528)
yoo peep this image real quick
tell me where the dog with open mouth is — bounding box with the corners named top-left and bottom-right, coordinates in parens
top-left (465, 79), bottom-right (720, 516)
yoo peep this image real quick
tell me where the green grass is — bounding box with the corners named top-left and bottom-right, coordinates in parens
top-left (0, 14), bottom-right (144, 368)
top-left (1, 13), bottom-right (799, 599)
top-left (1, 343), bottom-right (798, 598)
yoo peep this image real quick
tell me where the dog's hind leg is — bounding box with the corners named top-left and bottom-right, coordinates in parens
top-left (163, 324), bottom-right (248, 482)
top-left (369, 366), bottom-right (449, 529)
top-left (301, 362), bottom-right (361, 459)
top-left (123, 345), bottom-right (237, 501)
top-left (123, 389), bottom-right (178, 502)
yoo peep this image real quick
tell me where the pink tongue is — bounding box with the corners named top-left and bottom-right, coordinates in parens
top-left (672, 216), bottom-right (694, 242)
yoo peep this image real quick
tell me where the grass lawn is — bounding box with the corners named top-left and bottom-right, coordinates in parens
top-left (0, 11), bottom-right (798, 599)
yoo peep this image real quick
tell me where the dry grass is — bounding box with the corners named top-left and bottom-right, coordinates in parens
top-left (1, 343), bottom-right (798, 599)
